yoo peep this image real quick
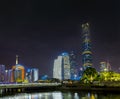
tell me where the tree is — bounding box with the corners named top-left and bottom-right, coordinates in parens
top-left (82, 67), bottom-right (98, 83)
top-left (100, 71), bottom-right (120, 81)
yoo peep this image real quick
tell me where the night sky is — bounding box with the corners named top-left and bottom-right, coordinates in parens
top-left (0, 0), bottom-right (120, 77)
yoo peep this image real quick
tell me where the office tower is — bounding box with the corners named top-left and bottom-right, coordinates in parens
top-left (12, 65), bottom-right (25, 82)
top-left (53, 56), bottom-right (62, 80)
top-left (69, 51), bottom-right (79, 80)
top-left (100, 61), bottom-right (111, 72)
top-left (100, 62), bottom-right (108, 72)
top-left (12, 55), bottom-right (25, 82)
top-left (0, 64), bottom-right (5, 82)
top-left (82, 23), bottom-right (92, 69)
top-left (4, 70), bottom-right (9, 83)
top-left (4, 69), bottom-right (13, 83)
top-left (31, 68), bottom-right (39, 82)
top-left (26, 68), bottom-right (39, 82)
top-left (62, 52), bottom-right (71, 79)
top-left (53, 52), bottom-right (71, 80)
top-left (26, 69), bottom-right (32, 82)
top-left (8, 69), bottom-right (13, 82)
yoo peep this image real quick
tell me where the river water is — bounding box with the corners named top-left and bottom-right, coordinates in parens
top-left (0, 91), bottom-right (120, 99)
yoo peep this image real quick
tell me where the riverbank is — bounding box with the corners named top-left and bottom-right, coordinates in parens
top-left (1, 82), bottom-right (120, 94)
top-left (58, 85), bottom-right (120, 92)
top-left (24, 83), bottom-right (120, 92)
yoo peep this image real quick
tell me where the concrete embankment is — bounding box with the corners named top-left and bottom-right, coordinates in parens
top-left (58, 83), bottom-right (120, 92)
top-left (1, 82), bottom-right (120, 94)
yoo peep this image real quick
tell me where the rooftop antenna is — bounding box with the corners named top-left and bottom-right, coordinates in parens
top-left (16, 55), bottom-right (19, 65)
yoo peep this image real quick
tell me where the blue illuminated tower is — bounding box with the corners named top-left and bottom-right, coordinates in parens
top-left (82, 23), bottom-right (92, 70)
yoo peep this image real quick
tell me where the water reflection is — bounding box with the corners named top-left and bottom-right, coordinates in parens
top-left (1, 91), bottom-right (120, 99)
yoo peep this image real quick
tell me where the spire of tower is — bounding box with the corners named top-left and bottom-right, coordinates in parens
top-left (16, 55), bottom-right (19, 65)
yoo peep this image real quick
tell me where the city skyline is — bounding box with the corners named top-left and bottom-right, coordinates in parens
top-left (0, 1), bottom-right (120, 77)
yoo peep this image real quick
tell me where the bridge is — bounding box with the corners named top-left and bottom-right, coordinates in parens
top-left (0, 83), bottom-right (62, 93)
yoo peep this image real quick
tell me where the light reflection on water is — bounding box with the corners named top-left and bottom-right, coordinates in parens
top-left (0, 91), bottom-right (120, 99)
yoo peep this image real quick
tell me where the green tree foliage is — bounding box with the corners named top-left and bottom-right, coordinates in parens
top-left (100, 71), bottom-right (120, 81)
top-left (81, 67), bottom-right (98, 83)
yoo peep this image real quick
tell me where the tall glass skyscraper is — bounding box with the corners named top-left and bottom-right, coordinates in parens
top-left (62, 52), bottom-right (71, 79)
top-left (53, 52), bottom-right (71, 80)
top-left (12, 65), bottom-right (25, 82)
top-left (82, 23), bottom-right (92, 70)
top-left (53, 56), bottom-right (62, 80)
top-left (11, 55), bottom-right (25, 82)
top-left (26, 68), bottom-right (39, 82)
top-left (69, 51), bottom-right (79, 80)
top-left (31, 68), bottom-right (39, 82)
top-left (4, 69), bottom-right (13, 83)
top-left (100, 62), bottom-right (108, 72)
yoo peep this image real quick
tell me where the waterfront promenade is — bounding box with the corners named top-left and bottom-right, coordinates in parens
top-left (0, 83), bottom-right (61, 93)
top-left (1, 82), bottom-right (120, 94)
top-left (0, 83), bottom-right (61, 89)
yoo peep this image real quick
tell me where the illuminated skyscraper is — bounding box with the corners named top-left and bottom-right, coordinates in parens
top-left (26, 68), bottom-right (39, 82)
top-left (82, 23), bottom-right (92, 69)
top-left (69, 51), bottom-right (79, 80)
top-left (0, 64), bottom-right (5, 82)
top-left (100, 62), bottom-right (108, 72)
top-left (4, 70), bottom-right (8, 83)
top-left (62, 53), bottom-right (71, 79)
top-left (26, 69), bottom-right (32, 82)
top-left (53, 56), bottom-right (62, 80)
top-left (31, 68), bottom-right (39, 82)
top-left (100, 61), bottom-right (111, 72)
top-left (53, 52), bottom-right (71, 80)
top-left (4, 69), bottom-right (12, 83)
top-left (12, 55), bottom-right (25, 82)
top-left (12, 65), bottom-right (25, 82)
